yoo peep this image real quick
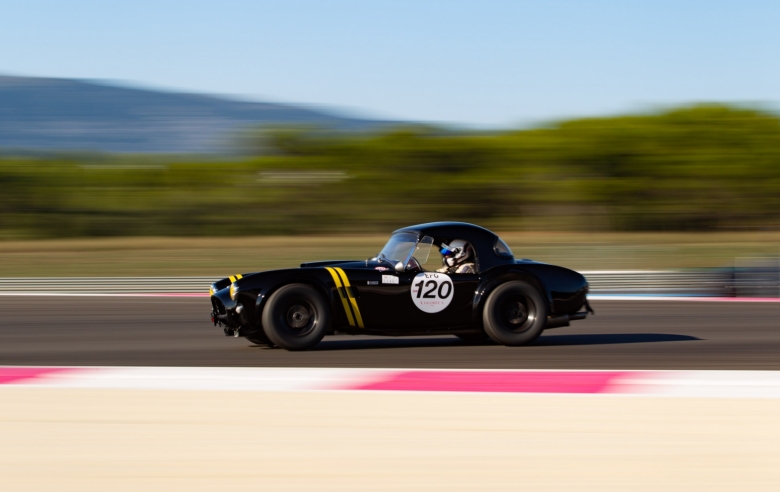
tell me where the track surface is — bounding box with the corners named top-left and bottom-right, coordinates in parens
top-left (1, 297), bottom-right (778, 369)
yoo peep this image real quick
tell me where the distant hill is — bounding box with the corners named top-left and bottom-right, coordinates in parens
top-left (0, 76), bottom-right (391, 153)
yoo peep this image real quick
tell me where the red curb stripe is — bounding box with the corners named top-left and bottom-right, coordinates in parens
top-left (0, 367), bottom-right (75, 384)
top-left (349, 370), bottom-right (632, 394)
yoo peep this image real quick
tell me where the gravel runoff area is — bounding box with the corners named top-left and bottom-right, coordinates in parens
top-left (2, 388), bottom-right (779, 491)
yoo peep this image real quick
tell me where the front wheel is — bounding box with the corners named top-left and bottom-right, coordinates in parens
top-left (261, 284), bottom-right (330, 351)
top-left (482, 281), bottom-right (548, 346)
top-left (245, 331), bottom-right (274, 347)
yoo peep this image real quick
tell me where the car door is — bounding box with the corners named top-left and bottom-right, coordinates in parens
top-left (356, 269), bottom-right (478, 330)
top-left (407, 270), bottom-right (479, 328)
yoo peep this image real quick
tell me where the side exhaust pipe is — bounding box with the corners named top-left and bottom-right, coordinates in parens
top-left (546, 311), bottom-right (589, 329)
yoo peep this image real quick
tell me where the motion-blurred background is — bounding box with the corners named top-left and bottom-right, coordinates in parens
top-left (3, 6), bottom-right (780, 489)
top-left (1, 1), bottom-right (779, 282)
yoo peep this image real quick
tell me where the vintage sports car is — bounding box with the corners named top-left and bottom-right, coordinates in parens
top-left (210, 222), bottom-right (592, 350)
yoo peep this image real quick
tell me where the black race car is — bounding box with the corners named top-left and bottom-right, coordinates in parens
top-left (210, 222), bottom-right (592, 350)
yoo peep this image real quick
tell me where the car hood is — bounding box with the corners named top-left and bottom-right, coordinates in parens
top-left (299, 259), bottom-right (400, 271)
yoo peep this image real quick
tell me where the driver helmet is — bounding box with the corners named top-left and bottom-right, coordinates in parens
top-left (440, 239), bottom-right (473, 268)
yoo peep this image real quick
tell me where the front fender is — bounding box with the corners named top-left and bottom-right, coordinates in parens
top-left (474, 264), bottom-right (588, 321)
top-left (228, 269), bottom-right (339, 330)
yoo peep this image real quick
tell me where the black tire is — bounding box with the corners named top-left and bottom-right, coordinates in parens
top-left (261, 284), bottom-right (330, 351)
top-left (455, 333), bottom-right (489, 343)
top-left (482, 281), bottom-right (548, 346)
top-left (245, 332), bottom-right (274, 347)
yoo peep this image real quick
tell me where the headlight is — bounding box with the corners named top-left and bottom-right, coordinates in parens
top-left (209, 284), bottom-right (216, 296)
top-left (230, 283), bottom-right (238, 300)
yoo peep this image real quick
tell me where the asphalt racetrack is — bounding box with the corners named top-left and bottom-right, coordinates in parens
top-left (4, 296), bottom-right (780, 491)
top-left (1, 296), bottom-right (778, 369)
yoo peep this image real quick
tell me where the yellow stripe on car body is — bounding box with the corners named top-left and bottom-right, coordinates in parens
top-left (325, 267), bottom-right (356, 327)
top-left (334, 267), bottom-right (364, 329)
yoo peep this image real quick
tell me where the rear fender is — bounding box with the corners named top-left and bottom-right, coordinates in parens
top-left (472, 269), bottom-right (550, 324)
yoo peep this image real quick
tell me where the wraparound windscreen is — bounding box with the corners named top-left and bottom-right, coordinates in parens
top-left (378, 233), bottom-right (434, 268)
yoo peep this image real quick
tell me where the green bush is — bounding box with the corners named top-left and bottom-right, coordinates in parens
top-left (2, 104), bottom-right (780, 238)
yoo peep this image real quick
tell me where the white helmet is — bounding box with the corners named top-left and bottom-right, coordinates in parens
top-left (440, 239), bottom-right (473, 268)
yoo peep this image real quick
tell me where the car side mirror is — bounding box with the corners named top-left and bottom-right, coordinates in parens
top-left (395, 261), bottom-right (404, 272)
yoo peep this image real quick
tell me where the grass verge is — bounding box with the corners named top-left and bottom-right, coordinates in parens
top-left (0, 232), bottom-right (778, 277)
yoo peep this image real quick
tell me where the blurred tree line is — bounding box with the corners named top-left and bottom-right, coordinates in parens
top-left (2, 104), bottom-right (780, 238)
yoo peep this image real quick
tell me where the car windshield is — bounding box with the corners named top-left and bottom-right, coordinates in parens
top-left (376, 233), bottom-right (435, 269)
top-left (377, 232), bottom-right (418, 264)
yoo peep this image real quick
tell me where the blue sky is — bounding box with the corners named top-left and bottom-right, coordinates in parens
top-left (2, 0), bottom-right (778, 126)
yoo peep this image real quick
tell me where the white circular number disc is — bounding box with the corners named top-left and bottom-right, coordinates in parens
top-left (411, 272), bottom-right (454, 313)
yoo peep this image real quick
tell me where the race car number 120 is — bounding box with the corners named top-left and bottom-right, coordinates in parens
top-left (411, 272), bottom-right (453, 313)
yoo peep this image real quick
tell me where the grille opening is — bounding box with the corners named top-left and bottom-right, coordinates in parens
top-left (212, 298), bottom-right (226, 315)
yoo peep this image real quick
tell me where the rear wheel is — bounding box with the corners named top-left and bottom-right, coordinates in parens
top-left (261, 284), bottom-right (330, 351)
top-left (482, 281), bottom-right (547, 346)
top-left (455, 333), bottom-right (489, 343)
